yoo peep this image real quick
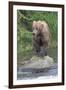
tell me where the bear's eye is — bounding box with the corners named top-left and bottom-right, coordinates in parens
top-left (36, 27), bottom-right (38, 30)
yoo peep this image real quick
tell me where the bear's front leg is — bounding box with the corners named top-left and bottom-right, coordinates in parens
top-left (40, 47), bottom-right (48, 57)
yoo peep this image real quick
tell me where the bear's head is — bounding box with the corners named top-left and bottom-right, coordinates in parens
top-left (32, 21), bottom-right (44, 39)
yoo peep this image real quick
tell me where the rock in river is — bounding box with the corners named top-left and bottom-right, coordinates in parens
top-left (17, 56), bottom-right (57, 80)
top-left (20, 56), bottom-right (54, 69)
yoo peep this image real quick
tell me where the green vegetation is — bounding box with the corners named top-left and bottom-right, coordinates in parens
top-left (17, 10), bottom-right (58, 65)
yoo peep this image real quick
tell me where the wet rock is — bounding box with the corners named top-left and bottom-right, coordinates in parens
top-left (21, 56), bottom-right (54, 69)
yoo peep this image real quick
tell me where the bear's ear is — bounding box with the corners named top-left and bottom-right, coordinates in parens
top-left (33, 21), bottom-right (36, 23)
top-left (32, 21), bottom-right (37, 29)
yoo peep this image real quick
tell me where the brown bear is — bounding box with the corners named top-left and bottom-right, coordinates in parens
top-left (32, 20), bottom-right (51, 56)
